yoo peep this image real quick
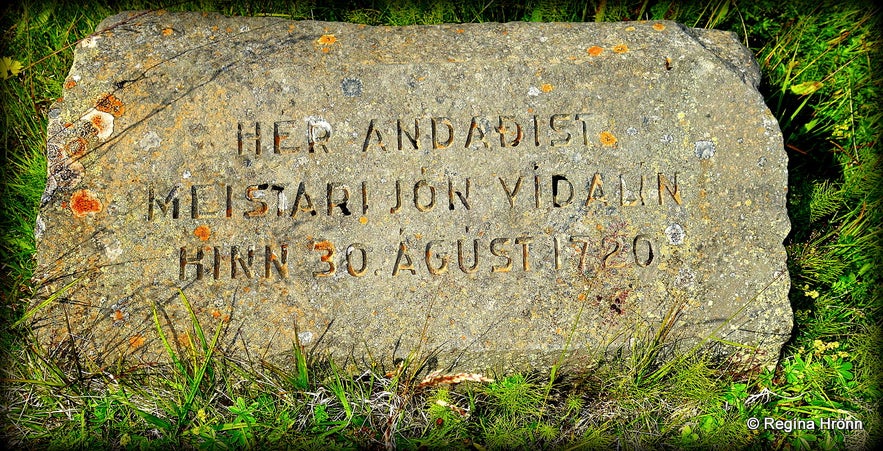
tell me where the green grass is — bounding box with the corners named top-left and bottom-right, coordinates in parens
top-left (2, 0), bottom-right (881, 449)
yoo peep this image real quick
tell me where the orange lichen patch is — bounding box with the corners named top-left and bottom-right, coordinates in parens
top-left (64, 79), bottom-right (77, 89)
top-left (322, 47), bottom-right (330, 53)
top-left (652, 22), bottom-right (666, 31)
top-left (211, 309), bottom-right (221, 319)
top-left (96, 93), bottom-right (125, 117)
top-left (82, 109), bottom-right (114, 140)
top-left (128, 334), bottom-right (146, 349)
top-left (455, 28), bottom-right (464, 33)
top-left (178, 332), bottom-right (192, 348)
top-left (613, 44), bottom-right (629, 54)
top-left (587, 45), bottom-right (603, 56)
top-left (599, 131), bottom-right (618, 147)
top-left (193, 225), bottom-right (211, 241)
top-left (317, 34), bottom-right (337, 45)
top-left (161, 28), bottom-right (174, 36)
top-left (64, 122), bottom-right (74, 128)
top-left (359, 216), bottom-right (368, 224)
top-left (64, 137), bottom-right (88, 159)
top-left (541, 83), bottom-right (554, 93)
top-left (70, 189), bottom-right (102, 217)
top-left (113, 310), bottom-right (126, 322)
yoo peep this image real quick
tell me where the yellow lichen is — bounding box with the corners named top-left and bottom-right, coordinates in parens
top-left (194, 225), bottom-right (211, 241)
top-left (129, 334), bottom-right (146, 348)
top-left (599, 131), bottom-right (618, 147)
top-left (317, 34), bottom-right (337, 45)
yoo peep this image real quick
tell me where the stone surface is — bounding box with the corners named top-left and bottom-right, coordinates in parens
top-left (33, 11), bottom-right (792, 373)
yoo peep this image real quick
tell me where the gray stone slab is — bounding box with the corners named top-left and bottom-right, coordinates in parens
top-left (33, 11), bottom-right (792, 373)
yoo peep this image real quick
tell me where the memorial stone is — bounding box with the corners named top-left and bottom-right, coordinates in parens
top-left (34, 11), bottom-right (793, 372)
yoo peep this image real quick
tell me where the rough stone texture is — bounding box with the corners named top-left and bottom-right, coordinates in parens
top-left (34, 11), bottom-right (792, 373)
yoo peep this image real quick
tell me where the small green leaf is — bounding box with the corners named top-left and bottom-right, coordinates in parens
top-left (790, 81), bottom-right (823, 95)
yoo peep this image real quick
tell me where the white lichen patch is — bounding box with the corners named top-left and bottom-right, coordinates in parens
top-left (694, 140), bottom-right (715, 159)
top-left (139, 130), bottom-right (162, 150)
top-left (306, 116), bottom-right (332, 142)
top-left (297, 331), bottom-right (314, 345)
top-left (80, 36), bottom-right (101, 48)
top-left (80, 108), bottom-right (114, 141)
top-left (665, 223), bottom-right (685, 245)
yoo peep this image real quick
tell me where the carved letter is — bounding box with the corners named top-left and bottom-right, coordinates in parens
top-left (490, 238), bottom-right (512, 273)
top-left (231, 245), bottom-right (254, 279)
top-left (496, 116), bottom-right (523, 147)
top-left (148, 185), bottom-right (180, 220)
top-left (550, 114), bottom-right (572, 147)
top-left (602, 237), bottom-right (624, 268)
top-left (313, 240), bottom-right (336, 277)
top-left (290, 182), bottom-right (318, 218)
top-left (425, 240), bottom-right (448, 275)
top-left (552, 175), bottom-right (573, 207)
top-left (327, 183), bottom-right (352, 216)
top-left (308, 118), bottom-right (331, 153)
top-left (397, 119), bottom-right (420, 150)
top-left (457, 239), bottom-right (480, 274)
top-left (392, 242), bottom-right (417, 276)
top-left (390, 180), bottom-right (403, 214)
top-left (575, 113), bottom-right (592, 146)
top-left (179, 247), bottom-right (204, 281)
top-left (431, 117), bottom-right (454, 149)
top-left (245, 184), bottom-right (269, 217)
top-left (569, 236), bottom-right (592, 272)
top-left (191, 184), bottom-right (221, 219)
top-left (499, 176), bottom-right (523, 208)
top-left (633, 235), bottom-right (655, 267)
top-left (515, 236), bottom-right (534, 271)
top-left (413, 180), bottom-right (436, 212)
top-left (274, 120), bottom-right (299, 153)
top-left (265, 244), bottom-right (289, 279)
top-left (238, 122), bottom-right (261, 155)
top-left (658, 173), bottom-right (683, 205)
top-left (362, 119), bottom-right (387, 152)
top-left (448, 178), bottom-right (470, 210)
top-left (584, 173), bottom-right (607, 206)
top-left (620, 173), bottom-right (644, 207)
top-left (346, 243), bottom-right (368, 277)
top-left (464, 117), bottom-right (490, 149)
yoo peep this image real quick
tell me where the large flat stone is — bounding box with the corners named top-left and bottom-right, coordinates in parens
top-left (33, 11), bottom-right (792, 372)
